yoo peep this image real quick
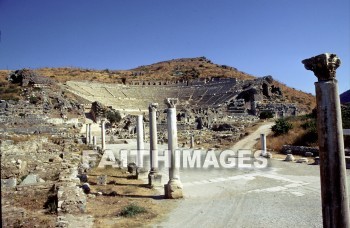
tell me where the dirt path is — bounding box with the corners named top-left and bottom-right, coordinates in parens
top-left (153, 122), bottom-right (332, 228)
top-left (230, 121), bottom-right (274, 151)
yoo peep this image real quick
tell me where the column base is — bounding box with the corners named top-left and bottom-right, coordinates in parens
top-left (148, 172), bottom-right (162, 187)
top-left (136, 167), bottom-right (148, 179)
top-left (164, 179), bottom-right (183, 199)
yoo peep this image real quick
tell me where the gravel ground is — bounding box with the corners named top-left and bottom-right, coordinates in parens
top-left (152, 123), bottom-right (350, 228)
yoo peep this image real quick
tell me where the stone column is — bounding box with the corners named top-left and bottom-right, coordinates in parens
top-left (260, 133), bottom-right (267, 156)
top-left (85, 124), bottom-right (89, 144)
top-left (136, 115), bottom-right (144, 167)
top-left (88, 123), bottom-right (92, 145)
top-left (302, 53), bottom-right (349, 228)
top-left (251, 100), bottom-right (257, 116)
top-left (190, 135), bottom-right (195, 148)
top-left (164, 98), bottom-right (183, 199)
top-left (93, 136), bottom-right (97, 146)
top-left (148, 103), bottom-right (162, 187)
top-left (101, 120), bottom-right (106, 150)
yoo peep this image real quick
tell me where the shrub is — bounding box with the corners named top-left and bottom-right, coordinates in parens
top-left (106, 109), bottom-right (121, 124)
top-left (29, 96), bottom-right (39, 104)
top-left (259, 111), bottom-right (274, 119)
top-left (120, 204), bottom-right (146, 217)
top-left (342, 106), bottom-right (350, 129)
top-left (272, 118), bottom-right (293, 135)
top-left (301, 119), bottom-right (317, 131)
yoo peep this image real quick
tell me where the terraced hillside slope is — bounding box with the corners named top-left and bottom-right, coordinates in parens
top-left (1, 57), bottom-right (315, 113)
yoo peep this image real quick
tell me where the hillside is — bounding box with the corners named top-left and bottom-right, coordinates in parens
top-left (340, 89), bottom-right (350, 104)
top-left (0, 57), bottom-right (316, 112)
top-left (1, 57), bottom-right (255, 83)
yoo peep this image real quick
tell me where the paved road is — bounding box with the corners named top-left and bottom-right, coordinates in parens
top-left (152, 123), bottom-right (350, 228)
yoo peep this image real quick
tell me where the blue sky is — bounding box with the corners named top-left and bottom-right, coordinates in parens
top-left (0, 0), bottom-right (349, 93)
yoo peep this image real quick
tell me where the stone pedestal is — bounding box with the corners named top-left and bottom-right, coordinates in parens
top-left (164, 98), bottom-right (183, 199)
top-left (164, 179), bottom-right (183, 199)
top-left (149, 173), bottom-right (163, 187)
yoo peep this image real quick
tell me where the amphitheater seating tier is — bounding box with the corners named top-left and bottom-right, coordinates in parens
top-left (66, 81), bottom-right (237, 111)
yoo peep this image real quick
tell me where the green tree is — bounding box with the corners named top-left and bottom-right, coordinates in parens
top-left (272, 118), bottom-right (293, 135)
top-left (106, 109), bottom-right (121, 124)
top-left (259, 111), bottom-right (274, 119)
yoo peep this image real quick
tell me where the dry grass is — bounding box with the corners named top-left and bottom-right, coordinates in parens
top-left (0, 70), bottom-right (21, 101)
top-left (254, 117), bottom-right (318, 153)
top-left (1, 184), bottom-right (57, 227)
top-left (86, 167), bottom-right (174, 227)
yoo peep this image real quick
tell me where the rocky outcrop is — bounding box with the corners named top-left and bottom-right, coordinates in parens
top-left (90, 101), bottom-right (107, 122)
top-left (8, 69), bottom-right (53, 87)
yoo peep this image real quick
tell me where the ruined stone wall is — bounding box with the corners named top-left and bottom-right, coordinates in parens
top-left (281, 145), bottom-right (319, 156)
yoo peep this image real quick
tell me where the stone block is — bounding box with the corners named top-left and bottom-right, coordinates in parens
top-left (284, 154), bottom-right (295, 162)
top-left (164, 180), bottom-right (183, 199)
top-left (304, 152), bottom-right (313, 157)
top-left (127, 162), bottom-right (137, 175)
top-left (148, 173), bottom-right (163, 187)
top-left (20, 174), bottom-right (39, 186)
top-left (1, 178), bottom-right (17, 188)
top-left (296, 158), bottom-right (309, 163)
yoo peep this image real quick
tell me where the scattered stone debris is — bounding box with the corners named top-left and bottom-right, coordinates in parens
top-left (296, 158), bottom-right (309, 163)
top-left (0, 65), bottom-right (320, 227)
top-left (20, 174), bottom-right (45, 186)
top-left (284, 154), bottom-right (295, 162)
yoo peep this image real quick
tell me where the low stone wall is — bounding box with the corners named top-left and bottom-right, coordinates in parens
top-left (46, 118), bottom-right (80, 124)
top-left (281, 145), bottom-right (319, 157)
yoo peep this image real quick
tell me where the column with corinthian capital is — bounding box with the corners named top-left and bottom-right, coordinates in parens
top-left (302, 53), bottom-right (349, 228)
top-left (164, 98), bottom-right (183, 199)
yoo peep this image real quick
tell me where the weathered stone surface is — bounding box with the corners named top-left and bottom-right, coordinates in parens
top-left (296, 158), bottom-right (309, 163)
top-left (1, 178), bottom-right (17, 188)
top-left (20, 174), bottom-right (41, 186)
top-left (305, 152), bottom-right (313, 157)
top-left (127, 162), bottom-right (137, 174)
top-left (8, 69), bottom-right (53, 86)
top-left (90, 101), bottom-right (106, 122)
top-left (302, 53), bottom-right (341, 80)
top-left (165, 180), bottom-right (183, 199)
top-left (282, 145), bottom-right (319, 156)
top-left (284, 154), bottom-right (295, 162)
top-left (56, 183), bottom-right (87, 214)
top-left (148, 173), bottom-right (163, 187)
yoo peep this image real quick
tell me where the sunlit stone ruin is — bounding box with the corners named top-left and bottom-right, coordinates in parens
top-left (2, 57), bottom-right (344, 227)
